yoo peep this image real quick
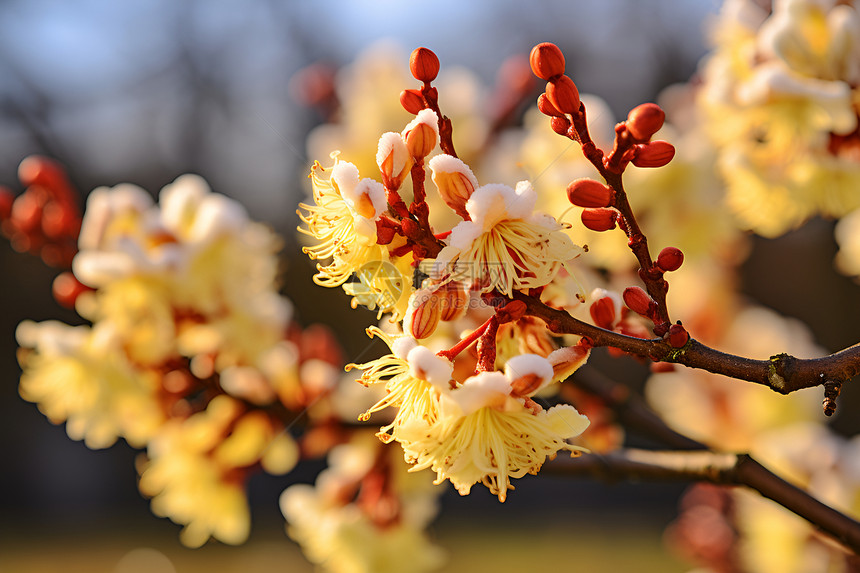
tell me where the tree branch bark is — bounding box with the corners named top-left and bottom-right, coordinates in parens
top-left (549, 449), bottom-right (860, 554)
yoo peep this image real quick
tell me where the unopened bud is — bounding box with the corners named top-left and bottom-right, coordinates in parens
top-left (505, 354), bottom-right (553, 397)
top-left (590, 295), bottom-right (617, 329)
top-left (410, 47), bottom-right (440, 82)
top-left (52, 271), bottom-right (90, 309)
top-left (626, 103), bottom-right (665, 141)
top-left (581, 208), bottom-right (617, 232)
top-left (403, 289), bottom-right (441, 339)
top-left (529, 42), bottom-right (565, 81)
top-left (632, 140), bottom-right (675, 168)
top-left (11, 193), bottom-right (42, 233)
top-left (566, 178), bottom-right (614, 208)
top-left (400, 89), bottom-right (425, 114)
top-left (537, 93), bottom-right (564, 117)
top-left (657, 246), bottom-right (684, 272)
top-left (429, 154), bottom-right (477, 219)
top-left (377, 132), bottom-right (412, 188)
top-left (623, 286), bottom-right (654, 317)
top-left (546, 76), bottom-right (580, 115)
top-left (402, 109), bottom-right (439, 159)
top-left (650, 361), bottom-right (675, 373)
top-left (667, 323), bottom-right (689, 348)
top-left (18, 156), bottom-right (68, 192)
top-left (435, 281), bottom-right (469, 321)
top-left (550, 117), bottom-right (570, 137)
top-left (547, 345), bottom-right (590, 383)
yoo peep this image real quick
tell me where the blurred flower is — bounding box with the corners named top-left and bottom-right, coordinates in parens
top-left (699, 0), bottom-right (860, 236)
top-left (281, 432), bottom-right (444, 573)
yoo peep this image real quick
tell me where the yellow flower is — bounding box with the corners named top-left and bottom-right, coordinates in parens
top-left (434, 181), bottom-right (583, 297)
top-left (138, 395), bottom-right (298, 547)
top-left (16, 320), bottom-right (163, 449)
top-left (299, 156), bottom-right (388, 288)
top-left (399, 384), bottom-right (590, 501)
top-left (348, 328), bottom-right (451, 443)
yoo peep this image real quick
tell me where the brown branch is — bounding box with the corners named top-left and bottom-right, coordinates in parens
top-left (515, 292), bottom-right (860, 394)
top-left (548, 449), bottom-right (860, 554)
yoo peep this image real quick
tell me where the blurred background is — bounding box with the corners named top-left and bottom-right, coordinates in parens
top-left (2, 1), bottom-right (859, 571)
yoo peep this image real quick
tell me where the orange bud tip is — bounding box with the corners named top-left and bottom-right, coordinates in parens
top-left (589, 297), bottom-right (617, 329)
top-left (657, 247), bottom-right (684, 272)
top-left (626, 103), bottom-right (665, 141)
top-left (546, 76), bottom-right (580, 115)
top-left (581, 208), bottom-right (617, 232)
top-left (410, 47), bottom-right (440, 82)
top-left (400, 89), bottom-right (425, 114)
top-left (550, 116), bottom-right (571, 136)
top-left (632, 140), bottom-right (675, 168)
top-left (529, 43), bottom-right (565, 81)
top-left (567, 178), bottom-right (614, 208)
top-left (622, 286), bottom-right (654, 316)
top-left (537, 93), bottom-right (564, 117)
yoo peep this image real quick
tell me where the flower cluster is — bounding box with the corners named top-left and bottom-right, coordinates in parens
top-left (298, 47), bottom-right (596, 501)
top-left (700, 0), bottom-right (860, 236)
top-left (14, 168), bottom-right (341, 547)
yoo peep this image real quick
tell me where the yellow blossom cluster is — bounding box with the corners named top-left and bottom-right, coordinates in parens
top-left (16, 174), bottom-right (317, 547)
top-left (700, 0), bottom-right (860, 236)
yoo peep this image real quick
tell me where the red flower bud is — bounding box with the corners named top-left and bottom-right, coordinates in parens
top-left (623, 286), bottom-right (654, 317)
top-left (657, 246), bottom-right (684, 272)
top-left (590, 296), bottom-right (617, 329)
top-left (550, 116), bottom-right (571, 136)
top-left (436, 281), bottom-right (469, 321)
top-left (400, 89), bottom-right (425, 114)
top-left (410, 47), bottom-right (440, 82)
top-left (566, 178), bottom-right (614, 208)
top-left (626, 103), bottom-right (665, 141)
top-left (546, 76), bottom-right (580, 115)
top-left (632, 140), bottom-right (675, 168)
top-left (11, 193), bottom-right (42, 233)
top-left (52, 271), bottom-right (91, 309)
top-left (537, 93), bottom-right (564, 117)
top-left (529, 42), bottom-right (565, 81)
top-left (667, 323), bottom-right (689, 348)
top-left (581, 208), bottom-right (617, 232)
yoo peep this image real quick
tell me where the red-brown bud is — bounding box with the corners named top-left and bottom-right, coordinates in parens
top-left (566, 178), bottom-right (614, 208)
top-left (632, 140), bottom-right (675, 168)
top-left (667, 323), bottom-right (689, 348)
top-left (11, 193), bottom-right (42, 233)
top-left (529, 42), bottom-right (566, 81)
top-left (404, 290), bottom-right (441, 339)
top-left (410, 47), bottom-right (440, 82)
top-left (18, 156), bottom-right (67, 192)
top-left (400, 89), bottom-right (425, 114)
top-left (436, 281), bottom-right (469, 321)
top-left (590, 296), bottom-right (617, 329)
top-left (626, 103), bottom-right (665, 141)
top-left (623, 286), bottom-right (654, 317)
top-left (537, 93), bottom-right (564, 117)
top-left (550, 116), bottom-right (571, 136)
top-left (52, 271), bottom-right (90, 309)
top-left (657, 246), bottom-right (684, 272)
top-left (546, 76), bottom-right (580, 115)
top-left (581, 208), bottom-right (617, 232)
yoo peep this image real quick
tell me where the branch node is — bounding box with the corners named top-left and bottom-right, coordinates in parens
top-left (823, 380), bottom-right (842, 417)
